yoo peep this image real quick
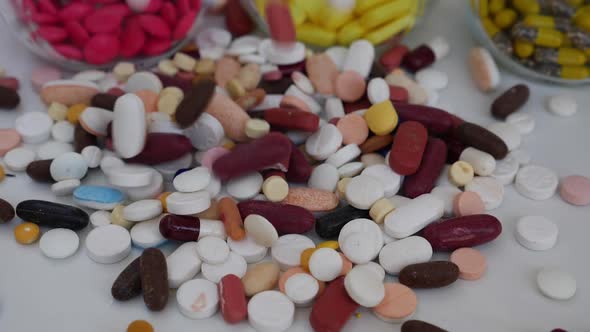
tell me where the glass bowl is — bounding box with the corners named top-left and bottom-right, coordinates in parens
top-left (0, 0), bottom-right (205, 71)
top-left (466, 0), bottom-right (590, 85)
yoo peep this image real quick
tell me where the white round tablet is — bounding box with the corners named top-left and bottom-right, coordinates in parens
top-left (15, 111), bottom-right (53, 144)
top-left (344, 265), bottom-right (385, 308)
top-left (292, 71), bottom-right (315, 95)
top-left (201, 252), bottom-right (247, 283)
top-left (51, 179), bottom-right (81, 196)
top-left (248, 291), bottom-right (295, 332)
top-left (361, 164), bottom-right (402, 197)
top-left (100, 155), bottom-right (125, 175)
top-left (121, 170), bottom-right (164, 201)
top-left (4, 147), bottom-right (36, 172)
top-left (357, 261), bottom-right (386, 281)
top-left (130, 216), bottom-right (166, 248)
top-left (537, 268), bottom-right (576, 300)
top-left (465, 177), bottom-right (504, 210)
top-left (197, 236), bottom-right (230, 264)
top-left (226, 172), bottom-right (263, 200)
top-left (107, 164), bottom-right (153, 188)
top-left (244, 214), bottom-right (279, 247)
top-left (367, 78), bottom-right (391, 105)
top-left (415, 68), bottom-right (448, 91)
top-left (73, 69), bottom-right (106, 82)
top-left (338, 218), bottom-right (383, 264)
top-left (506, 112), bottom-right (535, 135)
top-left (308, 248), bottom-right (343, 282)
top-left (90, 210), bottom-right (112, 227)
top-left (284, 273), bottom-right (319, 307)
top-left (177, 278), bottom-right (219, 319)
top-left (515, 165), bottom-right (558, 201)
top-left (325, 144), bottom-right (361, 168)
top-left (345, 175), bottom-right (385, 210)
top-left (509, 149), bottom-right (531, 166)
top-left (167, 242), bottom-right (202, 289)
top-left (85, 224), bottom-right (131, 264)
top-left (37, 141), bottom-right (73, 160)
top-left (271, 234), bottom-right (315, 271)
top-left (50, 152), bottom-right (88, 181)
top-left (491, 154), bottom-right (519, 185)
top-left (487, 122), bottom-right (521, 151)
top-left (515, 216), bottom-right (558, 251)
top-left (81, 145), bottom-right (102, 168)
top-left (173, 167), bottom-right (212, 193)
top-left (204, 175), bottom-right (222, 198)
top-left (123, 199), bottom-right (163, 222)
top-left (125, 71), bottom-right (162, 93)
top-left (547, 95), bottom-right (577, 117)
top-left (166, 191), bottom-right (211, 215)
top-left (39, 228), bottom-right (79, 259)
top-left (305, 124), bottom-right (343, 160)
top-left (227, 234), bottom-right (268, 263)
top-left (308, 163), bottom-right (339, 192)
top-left (51, 121), bottom-right (75, 143)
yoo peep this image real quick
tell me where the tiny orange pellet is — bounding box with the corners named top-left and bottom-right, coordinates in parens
top-left (218, 197), bottom-right (246, 241)
top-left (127, 320), bottom-right (154, 332)
top-left (300, 247), bottom-right (317, 271)
top-left (157, 192), bottom-right (172, 212)
top-left (14, 222), bottom-right (40, 245)
top-left (0, 165), bottom-right (5, 182)
top-left (67, 103), bottom-right (87, 124)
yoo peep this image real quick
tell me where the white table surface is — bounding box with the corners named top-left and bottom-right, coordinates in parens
top-left (1, 1), bottom-right (589, 331)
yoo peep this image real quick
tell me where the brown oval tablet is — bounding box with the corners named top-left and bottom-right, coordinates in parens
top-left (402, 320), bottom-right (448, 332)
top-left (399, 261), bottom-right (459, 288)
top-left (91, 93), bottom-right (117, 111)
top-left (360, 135), bottom-right (393, 154)
top-left (258, 76), bottom-right (293, 94)
top-left (140, 248), bottom-right (168, 311)
top-left (74, 124), bottom-right (97, 152)
top-left (455, 122), bottom-right (508, 159)
top-left (26, 159), bottom-right (55, 183)
top-left (491, 84), bottom-right (529, 119)
top-left (111, 257), bottom-right (142, 301)
top-left (175, 79), bottom-right (216, 128)
top-left (0, 86), bottom-right (20, 109)
top-left (241, 262), bottom-right (280, 297)
top-left (0, 198), bottom-right (15, 223)
top-left (236, 88), bottom-right (266, 110)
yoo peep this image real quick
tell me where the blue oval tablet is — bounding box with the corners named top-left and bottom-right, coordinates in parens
top-left (73, 185), bottom-right (125, 204)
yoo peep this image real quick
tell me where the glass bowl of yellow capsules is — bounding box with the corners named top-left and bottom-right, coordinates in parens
top-left (241, 0), bottom-right (430, 49)
top-left (467, 0), bottom-right (590, 84)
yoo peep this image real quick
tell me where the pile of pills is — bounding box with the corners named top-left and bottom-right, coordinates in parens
top-left (476, 0), bottom-right (590, 79)
top-left (0, 1), bottom-right (587, 331)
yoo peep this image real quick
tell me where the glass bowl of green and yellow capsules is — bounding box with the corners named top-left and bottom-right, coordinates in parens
top-left (467, 0), bottom-right (590, 85)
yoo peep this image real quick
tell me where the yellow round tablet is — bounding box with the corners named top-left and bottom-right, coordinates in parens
top-left (449, 161), bottom-right (475, 187)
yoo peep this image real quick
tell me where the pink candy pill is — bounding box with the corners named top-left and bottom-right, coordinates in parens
top-left (138, 14), bottom-right (171, 39)
top-left (64, 21), bottom-right (90, 48)
top-left (31, 66), bottom-right (62, 91)
top-left (120, 18), bottom-right (146, 58)
top-left (142, 39), bottom-right (172, 56)
top-left (59, 2), bottom-right (93, 21)
top-left (160, 2), bottom-right (177, 26)
top-left (31, 13), bottom-right (59, 24)
top-left (84, 4), bottom-right (129, 34)
top-left (201, 147), bottom-right (231, 170)
top-left (174, 11), bottom-right (198, 40)
top-left (36, 26), bottom-right (68, 43)
top-left (84, 34), bottom-right (120, 65)
top-left (0, 129), bottom-right (22, 157)
top-left (38, 0), bottom-right (58, 15)
top-left (560, 175), bottom-right (590, 206)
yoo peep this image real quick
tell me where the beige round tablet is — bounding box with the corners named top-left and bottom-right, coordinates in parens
top-left (337, 177), bottom-right (352, 198)
top-left (160, 86), bottom-right (184, 100)
top-left (450, 247), bottom-right (487, 280)
top-left (244, 214), bottom-right (279, 247)
top-left (262, 176), bottom-right (289, 202)
top-left (369, 198), bottom-right (395, 224)
top-left (245, 119), bottom-right (270, 139)
top-left (449, 161), bottom-right (475, 187)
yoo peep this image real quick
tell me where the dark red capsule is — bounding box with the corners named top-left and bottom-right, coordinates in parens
top-left (285, 141), bottom-right (312, 183)
top-left (423, 214), bottom-right (502, 251)
top-left (403, 45), bottom-right (436, 72)
top-left (393, 103), bottom-right (454, 136)
top-left (264, 108), bottom-right (320, 132)
top-left (237, 200), bottom-right (314, 235)
top-left (159, 214), bottom-right (201, 242)
top-left (402, 137), bottom-right (447, 198)
top-left (124, 133), bottom-right (193, 165)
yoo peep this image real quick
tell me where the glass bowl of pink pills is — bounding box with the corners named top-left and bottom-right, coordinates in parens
top-left (0, 0), bottom-right (205, 70)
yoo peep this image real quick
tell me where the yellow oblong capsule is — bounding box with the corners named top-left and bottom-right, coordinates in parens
top-left (364, 14), bottom-right (415, 45)
top-left (479, 0), bottom-right (489, 17)
top-left (337, 21), bottom-right (367, 46)
top-left (523, 14), bottom-right (556, 28)
top-left (513, 0), bottom-right (541, 15)
top-left (566, 0), bottom-right (584, 7)
top-left (292, 0), bottom-right (324, 25)
top-left (560, 65), bottom-right (590, 79)
top-left (289, 2), bottom-right (307, 26)
top-left (514, 39), bottom-right (535, 58)
top-left (358, 0), bottom-right (412, 30)
top-left (557, 48), bottom-right (587, 65)
top-left (574, 12), bottom-right (590, 32)
top-left (489, 0), bottom-right (506, 14)
top-left (296, 23), bottom-right (337, 47)
top-left (494, 8), bottom-right (518, 29)
top-left (355, 0), bottom-right (390, 14)
top-left (535, 27), bottom-right (564, 47)
top-left (482, 17), bottom-right (500, 37)
top-left (319, 7), bottom-right (353, 30)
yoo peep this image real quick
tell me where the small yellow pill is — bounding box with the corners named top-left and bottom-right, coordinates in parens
top-left (514, 39), bottom-right (535, 58)
top-left (300, 247), bottom-right (317, 271)
top-left (255, 0), bottom-right (268, 17)
top-left (289, 2), bottom-right (307, 26)
top-left (489, 0), bottom-right (506, 14)
top-left (157, 93), bottom-right (182, 115)
top-left (369, 198), bottom-right (395, 224)
top-left (245, 119), bottom-right (270, 139)
top-left (262, 175), bottom-right (289, 202)
top-left (364, 14), bottom-right (415, 45)
top-left (560, 65), bottom-right (590, 79)
top-left (226, 79), bottom-right (246, 99)
top-left (481, 17), bottom-right (501, 37)
top-left (48, 102), bottom-right (68, 121)
top-left (67, 103), bottom-right (87, 124)
top-left (359, 0), bottom-right (412, 30)
top-left (14, 222), bottom-right (40, 245)
top-left (297, 23), bottom-right (337, 47)
top-left (194, 59), bottom-right (216, 76)
top-left (494, 8), bottom-right (518, 29)
top-left (479, 0), bottom-right (489, 17)
top-left (161, 86), bottom-right (184, 100)
top-left (111, 205), bottom-right (133, 229)
top-left (513, 0), bottom-right (540, 15)
top-left (173, 52), bottom-right (197, 72)
top-left (221, 138), bottom-right (236, 150)
top-left (355, 0), bottom-right (389, 14)
top-left (449, 161), bottom-right (475, 187)
top-left (158, 59), bottom-right (179, 77)
top-left (337, 177), bottom-right (352, 198)
top-left (127, 320), bottom-right (154, 332)
top-left (574, 11), bottom-right (590, 32)
top-left (293, 0), bottom-right (324, 24)
top-left (317, 241), bottom-right (339, 250)
top-left (113, 62), bottom-right (135, 82)
top-left (364, 100), bottom-right (399, 136)
top-left (0, 165), bottom-right (5, 182)
top-left (337, 21), bottom-right (367, 45)
top-left (320, 7), bottom-right (353, 30)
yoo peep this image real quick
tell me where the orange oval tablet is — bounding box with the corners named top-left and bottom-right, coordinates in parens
top-left (280, 95), bottom-right (311, 113)
top-left (0, 129), bottom-right (21, 157)
top-left (335, 71), bottom-right (366, 103)
top-left (282, 187), bottom-right (339, 212)
top-left (453, 191), bottom-right (485, 217)
top-left (336, 113), bottom-right (369, 145)
top-left (450, 247), bottom-right (487, 280)
top-left (372, 283), bottom-right (417, 322)
top-left (135, 89), bottom-right (159, 113)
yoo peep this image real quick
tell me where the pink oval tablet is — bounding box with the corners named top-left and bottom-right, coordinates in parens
top-left (31, 13), bottom-right (59, 24)
top-left (138, 14), bottom-right (171, 39)
top-left (215, 57), bottom-right (241, 87)
top-left (173, 10), bottom-right (198, 40)
top-left (280, 95), bottom-right (311, 113)
top-left (0, 129), bottom-right (22, 157)
top-left (84, 5), bottom-right (128, 34)
top-left (453, 191), bottom-right (485, 217)
top-left (450, 247), bottom-right (487, 280)
top-left (37, 25), bottom-right (68, 43)
top-left (160, 2), bottom-right (178, 27)
top-left (84, 34), bottom-right (120, 65)
top-left (64, 21), bottom-right (90, 48)
top-left (262, 70), bottom-right (283, 81)
top-left (59, 2), bottom-right (93, 21)
top-left (336, 113), bottom-right (369, 145)
top-left (38, 0), bottom-right (58, 15)
top-left (135, 89), bottom-right (159, 113)
top-left (142, 38), bottom-right (172, 56)
top-left (31, 66), bottom-right (62, 91)
top-left (176, 0), bottom-right (191, 12)
top-left (265, 1), bottom-right (296, 43)
top-left (120, 18), bottom-right (146, 58)
top-left (201, 146), bottom-right (231, 170)
top-left (282, 187), bottom-right (339, 212)
top-left (53, 44), bottom-right (84, 61)
top-left (306, 54), bottom-right (338, 95)
top-left (560, 175), bottom-right (590, 206)
top-left (335, 71), bottom-right (366, 103)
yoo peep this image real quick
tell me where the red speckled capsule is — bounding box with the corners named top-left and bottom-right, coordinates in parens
top-left (265, 0), bottom-right (296, 43)
top-left (389, 121), bottom-right (428, 176)
top-left (389, 85), bottom-right (409, 103)
top-left (264, 108), bottom-right (320, 132)
top-left (422, 214), bottom-right (502, 251)
top-left (225, 0), bottom-right (254, 37)
top-left (213, 132), bottom-right (292, 181)
top-left (237, 200), bottom-right (314, 235)
top-left (124, 133), bottom-right (192, 165)
top-left (310, 276), bottom-right (359, 332)
top-left (285, 142), bottom-right (312, 183)
top-left (393, 103), bottom-right (453, 136)
top-left (403, 137), bottom-right (447, 198)
top-left (159, 214), bottom-right (201, 241)
top-left (380, 45), bottom-right (409, 70)
top-left (218, 274), bottom-right (248, 324)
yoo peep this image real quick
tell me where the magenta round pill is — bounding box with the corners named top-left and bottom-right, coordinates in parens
top-left (173, 11), bottom-right (198, 40)
top-left (560, 175), bottom-right (590, 206)
top-left (142, 39), bottom-right (172, 56)
top-left (53, 44), bottom-right (84, 61)
top-left (84, 34), bottom-right (120, 65)
top-left (138, 14), bottom-right (171, 39)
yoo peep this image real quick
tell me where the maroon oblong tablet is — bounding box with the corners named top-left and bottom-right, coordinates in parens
top-left (389, 121), bottom-right (428, 176)
top-left (159, 215), bottom-right (201, 242)
top-left (264, 108), bottom-right (320, 132)
top-left (218, 274), bottom-right (248, 324)
top-left (237, 200), bottom-right (314, 235)
top-left (393, 103), bottom-right (453, 136)
top-left (125, 133), bottom-right (192, 165)
top-left (310, 276), bottom-right (359, 332)
top-left (422, 214), bottom-right (502, 251)
top-left (402, 137), bottom-right (447, 198)
top-left (139, 248), bottom-right (168, 311)
top-left (285, 141), bottom-right (312, 183)
top-left (175, 79), bottom-right (216, 128)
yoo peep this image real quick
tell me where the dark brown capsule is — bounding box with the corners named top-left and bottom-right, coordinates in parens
top-left (175, 78), bottom-right (216, 128)
top-left (402, 319), bottom-right (448, 332)
top-left (0, 86), bottom-right (20, 109)
top-left (491, 84), bottom-right (529, 119)
top-left (111, 257), bottom-right (142, 301)
top-left (74, 124), bottom-right (97, 152)
top-left (455, 122), bottom-right (508, 159)
top-left (0, 198), bottom-right (15, 223)
top-left (257, 76), bottom-right (293, 94)
top-left (91, 93), bottom-right (118, 110)
top-left (140, 248), bottom-right (168, 311)
top-left (399, 261), bottom-right (459, 289)
top-left (26, 159), bottom-right (54, 183)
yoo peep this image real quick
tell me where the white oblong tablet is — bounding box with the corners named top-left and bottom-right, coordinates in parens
top-left (345, 175), bottom-right (385, 210)
top-left (361, 164), bottom-right (402, 197)
top-left (107, 164), bottom-right (153, 188)
top-left (166, 191), bottom-right (211, 215)
top-left (415, 68), bottom-right (448, 91)
top-left (431, 186), bottom-right (462, 216)
top-left (367, 78), bottom-right (391, 105)
top-left (73, 69), bottom-right (106, 82)
top-left (201, 252), bottom-right (247, 284)
top-left (537, 268), bottom-right (576, 300)
top-left (130, 216), bottom-right (166, 248)
top-left (51, 121), bottom-right (75, 143)
top-left (491, 154), bottom-right (519, 185)
top-left (15, 111), bottom-right (53, 144)
top-left (177, 279), bottom-right (219, 319)
top-left (305, 124), bottom-right (343, 160)
top-left (197, 236), bottom-right (230, 264)
top-left (338, 162), bottom-right (365, 178)
top-left (244, 214), bottom-right (279, 247)
top-left (271, 234), bottom-right (315, 271)
top-left (309, 248), bottom-right (342, 282)
top-left (344, 265), bottom-right (385, 308)
top-left (184, 113), bottom-right (225, 151)
top-left (85, 224), bottom-right (131, 264)
top-left (342, 39), bottom-right (374, 79)
top-left (384, 194), bottom-right (445, 239)
top-left (51, 179), bottom-right (81, 196)
top-left (248, 291), bottom-right (295, 332)
top-left (37, 141), bottom-right (74, 160)
top-left (50, 152), bottom-right (88, 181)
top-left (506, 112), bottom-right (535, 135)
top-left (125, 71), bottom-right (163, 93)
top-left (379, 236), bottom-right (433, 275)
top-left (123, 199), bottom-right (163, 222)
top-left (113, 93), bottom-right (147, 159)
top-left (173, 167), bottom-right (212, 193)
top-left (121, 170), bottom-right (164, 201)
top-left (325, 97), bottom-right (345, 120)
top-left (79, 107), bottom-right (113, 136)
top-left (81, 145), bottom-right (102, 168)
top-left (465, 177), bottom-right (504, 210)
top-left (39, 228), bottom-right (79, 259)
top-left (515, 165), bottom-right (558, 201)
top-left (226, 172), bottom-right (263, 200)
top-left (100, 154), bottom-right (125, 175)
top-left (515, 216), bottom-right (558, 251)
top-left (487, 122), bottom-right (521, 151)
top-left (292, 71), bottom-right (315, 95)
top-left (308, 163), bottom-right (339, 192)
top-left (4, 147), bottom-right (36, 172)
top-left (204, 175), bottom-right (222, 198)
top-left (227, 234), bottom-right (267, 264)
top-left (284, 273), bottom-right (319, 307)
top-left (326, 144), bottom-right (361, 168)
top-left (167, 242), bottom-right (202, 289)
top-left (338, 218), bottom-right (383, 264)
top-left (90, 210), bottom-right (112, 228)
top-left (388, 195), bottom-right (411, 208)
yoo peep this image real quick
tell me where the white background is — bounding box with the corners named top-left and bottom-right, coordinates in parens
top-left (1, 1), bottom-right (589, 331)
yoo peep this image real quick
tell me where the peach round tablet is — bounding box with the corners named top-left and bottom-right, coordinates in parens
top-left (280, 95), bottom-right (311, 113)
top-left (135, 89), bottom-right (158, 113)
top-left (335, 71), bottom-right (366, 103)
top-left (201, 147), bottom-right (231, 169)
top-left (336, 113), bottom-right (369, 145)
top-left (0, 129), bottom-right (21, 157)
top-left (279, 267), bottom-right (325, 295)
top-left (339, 253), bottom-right (353, 276)
top-left (450, 247), bottom-right (487, 280)
top-left (372, 283), bottom-right (417, 323)
top-left (453, 191), bottom-right (485, 217)
top-left (215, 57), bottom-right (241, 87)
top-left (560, 175), bottom-right (590, 206)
